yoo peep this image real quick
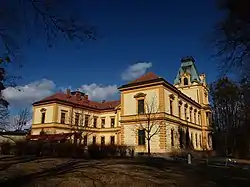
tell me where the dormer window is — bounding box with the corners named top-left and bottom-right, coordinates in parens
top-left (184, 78), bottom-right (188, 85)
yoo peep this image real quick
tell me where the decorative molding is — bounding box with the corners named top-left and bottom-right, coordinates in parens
top-left (134, 92), bottom-right (147, 98)
top-left (169, 94), bottom-right (175, 100)
top-left (190, 106), bottom-right (193, 110)
top-left (184, 103), bottom-right (188, 108)
top-left (178, 100), bottom-right (183, 105)
top-left (194, 109), bottom-right (197, 112)
top-left (40, 108), bottom-right (47, 112)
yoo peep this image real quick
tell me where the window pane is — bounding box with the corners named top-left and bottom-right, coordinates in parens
top-left (83, 135), bottom-right (87, 146)
top-left (93, 118), bottom-right (97, 128)
top-left (61, 112), bottom-right (66, 124)
top-left (41, 113), bottom-right (46, 123)
top-left (138, 99), bottom-right (144, 114)
top-left (111, 118), bottom-right (115, 128)
top-left (92, 136), bottom-right (96, 144)
top-left (110, 136), bottom-right (115, 144)
top-left (101, 136), bottom-right (105, 145)
top-left (75, 113), bottom-right (80, 126)
top-left (138, 129), bottom-right (145, 145)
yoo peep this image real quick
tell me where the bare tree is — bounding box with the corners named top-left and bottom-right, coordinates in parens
top-left (211, 0), bottom-right (250, 76)
top-left (0, 104), bottom-right (9, 131)
top-left (133, 95), bottom-right (164, 156)
top-left (12, 108), bottom-right (31, 131)
top-left (66, 105), bottom-right (96, 145)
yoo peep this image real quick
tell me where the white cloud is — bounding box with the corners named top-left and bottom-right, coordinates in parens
top-left (2, 79), bottom-right (55, 107)
top-left (121, 62), bottom-right (152, 81)
top-left (79, 83), bottom-right (118, 101)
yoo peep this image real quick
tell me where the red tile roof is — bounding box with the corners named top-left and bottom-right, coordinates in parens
top-left (128, 72), bottom-right (160, 84)
top-left (33, 92), bottom-right (120, 111)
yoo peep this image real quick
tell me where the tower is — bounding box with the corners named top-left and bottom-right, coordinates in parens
top-left (174, 56), bottom-right (209, 106)
top-left (174, 56), bottom-right (212, 150)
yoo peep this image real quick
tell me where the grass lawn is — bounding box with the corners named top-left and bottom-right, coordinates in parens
top-left (0, 156), bottom-right (249, 187)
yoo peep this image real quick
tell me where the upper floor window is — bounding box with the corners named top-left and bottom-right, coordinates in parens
top-left (178, 104), bottom-right (182, 118)
top-left (101, 118), bottom-right (105, 128)
top-left (75, 113), bottom-right (80, 126)
top-left (189, 108), bottom-right (192, 122)
top-left (85, 115), bottom-right (90, 127)
top-left (92, 136), bottom-right (96, 144)
top-left (138, 99), bottom-right (145, 114)
top-left (198, 112), bottom-right (201, 125)
top-left (41, 112), bottom-right (46, 124)
top-left (138, 129), bottom-right (146, 145)
top-left (194, 110), bottom-right (197, 124)
top-left (111, 118), bottom-right (115, 128)
top-left (170, 99), bottom-right (173, 115)
top-left (184, 107), bottom-right (187, 120)
top-left (60, 112), bottom-right (66, 124)
top-left (184, 78), bottom-right (188, 85)
top-left (93, 117), bottom-right (97, 128)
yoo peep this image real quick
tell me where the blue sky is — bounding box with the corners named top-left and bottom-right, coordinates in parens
top-left (3, 0), bottom-right (222, 111)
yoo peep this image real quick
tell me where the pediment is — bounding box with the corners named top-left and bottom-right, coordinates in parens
top-left (134, 92), bottom-right (147, 98)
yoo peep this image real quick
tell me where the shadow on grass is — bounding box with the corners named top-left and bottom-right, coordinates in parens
top-left (0, 156), bottom-right (249, 187)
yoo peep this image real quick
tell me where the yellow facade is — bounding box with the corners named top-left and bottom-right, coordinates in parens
top-left (31, 58), bottom-right (213, 153)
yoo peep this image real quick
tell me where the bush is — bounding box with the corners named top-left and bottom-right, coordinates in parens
top-left (1, 141), bottom-right (12, 155)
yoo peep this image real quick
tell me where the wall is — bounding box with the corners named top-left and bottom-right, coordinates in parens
top-left (33, 105), bottom-right (54, 124)
top-left (123, 87), bottom-right (159, 116)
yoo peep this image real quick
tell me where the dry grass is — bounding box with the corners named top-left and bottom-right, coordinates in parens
top-left (0, 156), bottom-right (249, 187)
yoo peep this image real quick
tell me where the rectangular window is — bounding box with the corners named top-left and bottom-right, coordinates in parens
top-left (92, 136), bottom-right (96, 144)
top-left (194, 111), bottom-right (197, 124)
top-left (93, 117), bottom-right (97, 128)
top-left (101, 118), bottom-right (105, 128)
top-left (184, 108), bottom-right (187, 120)
top-left (41, 112), bottom-right (46, 123)
top-left (200, 134), bottom-right (202, 147)
top-left (170, 100), bottom-right (173, 115)
top-left (138, 129), bottom-right (146, 145)
top-left (61, 112), bottom-right (66, 124)
top-left (111, 118), bottom-right (115, 128)
top-left (83, 135), bottom-right (87, 146)
top-left (85, 115), bottom-right (89, 127)
top-left (178, 105), bottom-right (181, 118)
top-left (189, 110), bottom-right (192, 122)
top-left (110, 136), bottom-right (115, 145)
top-left (171, 129), bottom-right (174, 146)
top-left (75, 113), bottom-right (80, 126)
top-left (195, 133), bottom-right (198, 147)
top-left (138, 99), bottom-right (145, 114)
top-left (101, 136), bottom-right (105, 145)
top-left (198, 113), bottom-right (201, 125)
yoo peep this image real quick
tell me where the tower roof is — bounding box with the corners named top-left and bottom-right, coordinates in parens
top-left (174, 56), bottom-right (201, 85)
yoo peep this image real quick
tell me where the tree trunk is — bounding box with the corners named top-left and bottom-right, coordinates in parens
top-left (147, 138), bottom-right (151, 156)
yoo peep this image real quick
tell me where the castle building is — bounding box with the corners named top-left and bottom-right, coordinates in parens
top-left (31, 57), bottom-right (213, 152)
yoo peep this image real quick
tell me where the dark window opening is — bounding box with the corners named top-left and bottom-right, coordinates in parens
top-left (83, 135), bottom-right (87, 146)
top-left (101, 118), bottom-right (105, 128)
top-left (101, 136), bottom-right (105, 145)
top-left (138, 129), bottom-right (146, 145)
top-left (85, 115), bottom-right (89, 127)
top-left (184, 78), bottom-right (188, 85)
top-left (75, 113), bottom-right (80, 126)
top-left (138, 99), bottom-right (145, 114)
top-left (61, 112), bottom-right (66, 124)
top-left (93, 118), bottom-right (97, 128)
top-left (41, 112), bottom-right (46, 124)
top-left (170, 100), bottom-right (173, 115)
top-left (171, 129), bottom-right (174, 146)
top-left (110, 136), bottom-right (115, 145)
top-left (111, 118), bottom-right (115, 128)
top-left (92, 136), bottom-right (96, 144)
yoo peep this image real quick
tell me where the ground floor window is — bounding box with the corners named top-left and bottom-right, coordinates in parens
top-left (138, 129), bottom-right (146, 145)
top-left (101, 136), bottom-right (105, 145)
top-left (83, 135), bottom-right (87, 146)
top-left (92, 136), bottom-right (96, 144)
top-left (110, 136), bottom-right (115, 145)
top-left (171, 129), bottom-right (174, 146)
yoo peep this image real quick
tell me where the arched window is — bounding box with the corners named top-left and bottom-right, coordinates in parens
top-left (184, 78), bottom-right (188, 85)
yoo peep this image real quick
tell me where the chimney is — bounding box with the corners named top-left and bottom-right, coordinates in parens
top-left (76, 91), bottom-right (81, 101)
top-left (84, 94), bottom-right (88, 100)
top-left (102, 100), bottom-right (105, 103)
top-left (66, 89), bottom-right (71, 98)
